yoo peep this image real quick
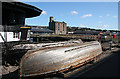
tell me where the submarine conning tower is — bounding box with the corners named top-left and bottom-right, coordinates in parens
top-left (1, 1), bottom-right (42, 40)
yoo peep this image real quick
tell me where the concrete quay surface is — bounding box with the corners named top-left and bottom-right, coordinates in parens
top-left (65, 48), bottom-right (120, 79)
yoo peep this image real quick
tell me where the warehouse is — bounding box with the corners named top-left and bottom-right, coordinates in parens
top-left (31, 28), bottom-right (53, 35)
top-left (74, 30), bottom-right (101, 35)
top-left (49, 17), bottom-right (67, 35)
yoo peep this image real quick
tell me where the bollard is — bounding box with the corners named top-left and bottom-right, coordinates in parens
top-left (109, 41), bottom-right (112, 50)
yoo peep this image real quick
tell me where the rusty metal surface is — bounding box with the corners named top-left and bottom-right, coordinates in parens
top-left (20, 41), bottom-right (102, 77)
top-left (12, 39), bottom-right (83, 50)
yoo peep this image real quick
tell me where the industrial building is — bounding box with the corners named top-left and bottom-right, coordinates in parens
top-left (28, 26), bottom-right (53, 35)
top-left (74, 30), bottom-right (101, 35)
top-left (0, 2), bottom-right (42, 42)
top-left (31, 28), bottom-right (53, 35)
top-left (49, 17), bottom-right (67, 35)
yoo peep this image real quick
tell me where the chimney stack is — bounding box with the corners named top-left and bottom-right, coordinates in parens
top-left (50, 16), bottom-right (53, 22)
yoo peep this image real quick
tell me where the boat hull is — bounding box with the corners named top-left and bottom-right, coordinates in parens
top-left (20, 41), bottom-right (102, 77)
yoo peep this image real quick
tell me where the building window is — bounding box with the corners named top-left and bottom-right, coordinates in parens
top-left (13, 32), bottom-right (18, 38)
top-left (63, 24), bottom-right (64, 31)
top-left (58, 23), bottom-right (60, 31)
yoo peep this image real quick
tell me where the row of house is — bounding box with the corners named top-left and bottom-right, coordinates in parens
top-left (29, 22), bottom-right (120, 36)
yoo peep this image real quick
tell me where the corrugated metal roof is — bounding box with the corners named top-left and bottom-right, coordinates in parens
top-left (31, 28), bottom-right (53, 33)
top-left (74, 30), bottom-right (101, 35)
